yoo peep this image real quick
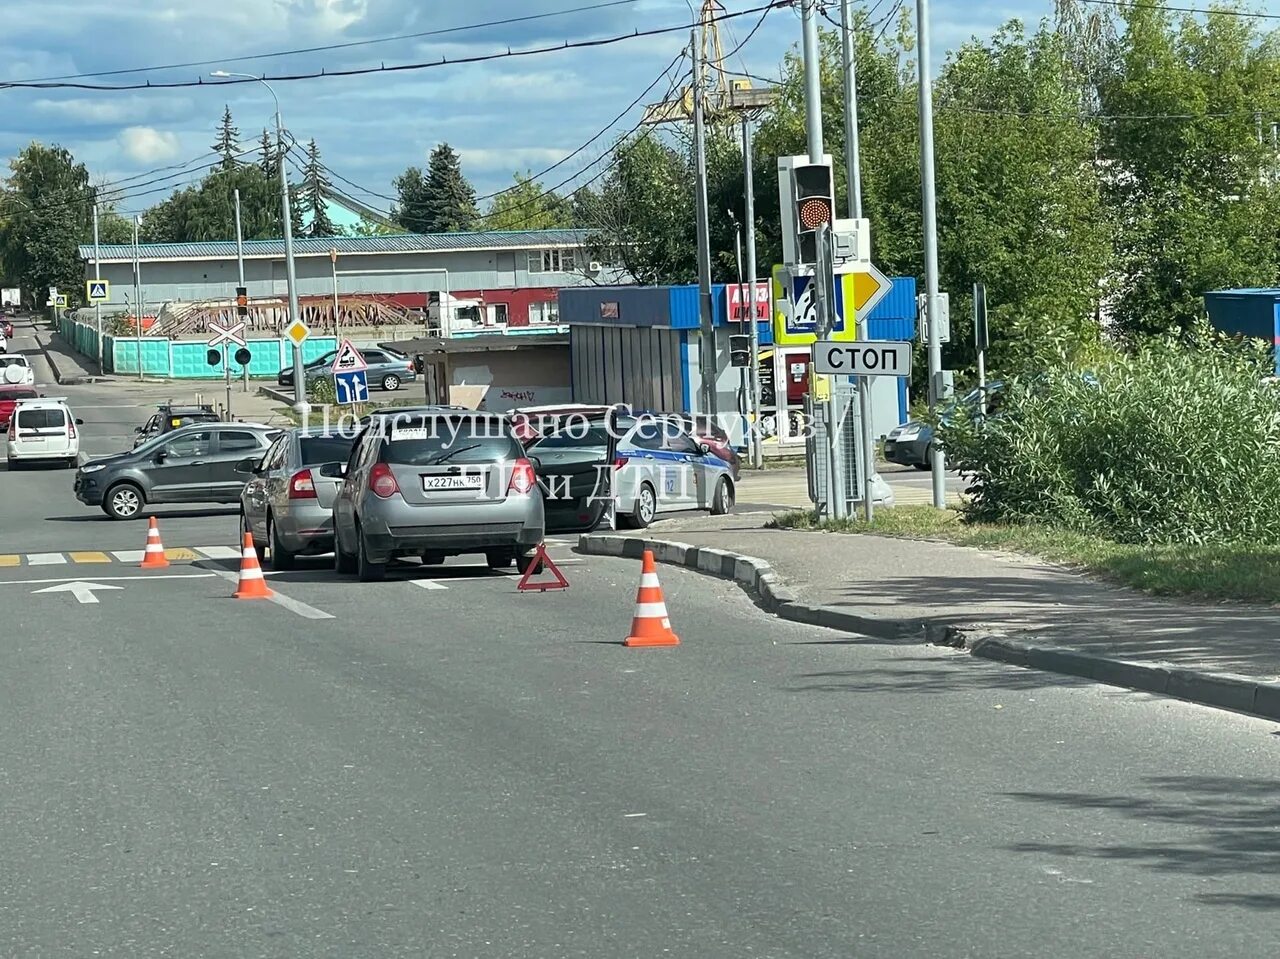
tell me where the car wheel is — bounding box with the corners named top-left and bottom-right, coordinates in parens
top-left (421, 552), bottom-right (445, 566)
top-left (5, 457), bottom-right (15, 471)
top-left (64, 457), bottom-right (78, 470)
top-left (356, 522), bottom-right (386, 582)
top-left (104, 482), bottom-right (144, 520)
top-left (914, 444), bottom-right (935, 471)
top-left (515, 547), bottom-right (543, 576)
top-left (381, 373), bottom-right (401, 392)
top-left (268, 515), bottom-right (296, 571)
top-left (334, 527), bottom-right (357, 575)
top-left (631, 482), bottom-right (657, 529)
top-left (710, 477), bottom-right (734, 515)
top-left (486, 550), bottom-right (513, 570)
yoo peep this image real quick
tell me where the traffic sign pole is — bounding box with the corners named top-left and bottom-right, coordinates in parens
top-left (92, 204), bottom-right (103, 375)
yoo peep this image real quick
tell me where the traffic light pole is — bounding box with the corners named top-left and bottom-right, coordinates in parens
top-left (742, 116), bottom-right (763, 471)
top-left (234, 188), bottom-right (249, 394)
top-left (801, 0), bottom-right (846, 520)
top-left (692, 26), bottom-right (719, 419)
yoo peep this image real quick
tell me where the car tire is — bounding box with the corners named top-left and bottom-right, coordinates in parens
top-left (334, 528), bottom-right (357, 575)
top-left (421, 552), bottom-right (445, 566)
top-left (64, 457), bottom-right (78, 470)
top-left (356, 523), bottom-right (386, 582)
top-left (486, 550), bottom-right (513, 570)
top-left (624, 482), bottom-right (656, 529)
top-left (710, 477), bottom-right (734, 515)
top-left (381, 373), bottom-right (401, 392)
top-left (914, 444), bottom-right (935, 471)
top-left (268, 515), bottom-right (296, 571)
top-left (515, 547), bottom-right (543, 576)
top-left (5, 457), bottom-right (15, 471)
top-left (104, 482), bottom-right (145, 521)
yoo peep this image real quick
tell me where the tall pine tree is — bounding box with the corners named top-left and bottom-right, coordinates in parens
top-left (424, 143), bottom-right (478, 233)
top-left (393, 166), bottom-right (431, 233)
top-left (258, 128), bottom-right (276, 180)
top-left (213, 106), bottom-right (239, 169)
top-left (301, 139), bottom-right (336, 237)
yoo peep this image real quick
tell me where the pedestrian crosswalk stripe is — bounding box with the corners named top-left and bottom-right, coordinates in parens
top-left (111, 550), bottom-right (144, 563)
top-left (28, 553), bottom-right (67, 566)
top-left (195, 546), bottom-right (241, 560)
top-left (68, 551), bottom-right (111, 563)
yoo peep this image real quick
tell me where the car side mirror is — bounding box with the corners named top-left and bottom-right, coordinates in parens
top-left (155, 450), bottom-right (169, 463)
top-left (317, 461), bottom-right (347, 478)
top-left (75, 418), bottom-right (84, 426)
top-left (234, 455), bottom-right (261, 475)
top-left (699, 443), bottom-right (712, 456)
top-left (134, 426), bottom-right (143, 433)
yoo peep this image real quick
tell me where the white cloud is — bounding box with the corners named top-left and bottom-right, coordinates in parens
top-left (117, 126), bottom-right (182, 163)
top-left (458, 147), bottom-right (572, 173)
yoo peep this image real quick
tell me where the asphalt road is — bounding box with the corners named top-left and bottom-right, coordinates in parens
top-left (2, 317), bottom-right (1279, 956)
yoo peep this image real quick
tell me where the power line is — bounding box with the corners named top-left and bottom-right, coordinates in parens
top-left (0, 2), bottom-right (789, 91)
top-left (1077, 0), bottom-right (1280, 20)
top-left (6, 0), bottom-right (643, 85)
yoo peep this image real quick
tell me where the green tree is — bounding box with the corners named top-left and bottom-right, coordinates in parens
top-left (393, 165), bottom-right (431, 233)
top-left (424, 143), bottom-right (478, 232)
top-left (258, 128), bottom-right (277, 180)
top-left (484, 173), bottom-right (572, 231)
top-left (213, 106), bottom-right (239, 169)
top-left (140, 164), bottom-right (291, 242)
top-left (300, 139), bottom-right (336, 237)
top-left (0, 143), bottom-right (94, 306)
top-left (96, 209), bottom-right (135, 245)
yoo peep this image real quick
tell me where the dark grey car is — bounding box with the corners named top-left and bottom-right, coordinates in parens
top-left (74, 423), bottom-right (281, 520)
top-left (278, 347), bottom-right (417, 392)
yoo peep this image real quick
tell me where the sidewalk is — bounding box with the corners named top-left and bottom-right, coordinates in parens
top-left (579, 511), bottom-right (1280, 721)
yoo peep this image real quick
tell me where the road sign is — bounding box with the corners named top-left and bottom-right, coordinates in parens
top-left (812, 340), bottom-right (912, 377)
top-left (55, 295), bottom-right (67, 308)
top-left (845, 262), bottom-right (892, 317)
top-left (771, 265), bottom-right (895, 346)
top-left (86, 280), bottom-right (110, 302)
top-left (284, 318), bottom-right (310, 347)
top-left (334, 369), bottom-right (369, 405)
top-left (726, 283), bottom-right (771, 322)
top-left (331, 339), bottom-right (367, 374)
top-left (48, 286), bottom-right (57, 298)
top-left (208, 320), bottom-right (246, 348)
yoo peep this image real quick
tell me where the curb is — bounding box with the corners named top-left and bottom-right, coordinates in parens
top-left (577, 532), bottom-right (1280, 724)
top-left (258, 385), bottom-right (298, 406)
top-left (32, 330), bottom-right (99, 386)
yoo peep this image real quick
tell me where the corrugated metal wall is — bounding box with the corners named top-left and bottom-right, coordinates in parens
top-left (571, 325), bottom-right (685, 409)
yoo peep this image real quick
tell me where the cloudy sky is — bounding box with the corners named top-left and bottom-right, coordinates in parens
top-left (0, 0), bottom-right (1067, 219)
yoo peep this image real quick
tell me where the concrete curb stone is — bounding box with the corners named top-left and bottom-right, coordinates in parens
top-left (577, 532), bottom-right (1280, 724)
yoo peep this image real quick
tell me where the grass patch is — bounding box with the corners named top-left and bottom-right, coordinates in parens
top-left (768, 506), bottom-right (1280, 605)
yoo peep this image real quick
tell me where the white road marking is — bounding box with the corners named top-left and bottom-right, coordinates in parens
top-left (195, 546), bottom-right (241, 560)
top-left (411, 580), bottom-right (449, 591)
top-left (208, 568), bottom-right (334, 620)
top-left (32, 581), bottom-right (123, 604)
top-left (0, 573), bottom-right (217, 586)
top-left (27, 553), bottom-right (67, 566)
top-left (111, 550), bottom-right (144, 562)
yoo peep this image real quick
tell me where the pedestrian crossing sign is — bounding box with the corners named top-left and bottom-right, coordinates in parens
top-left (86, 280), bottom-right (110, 302)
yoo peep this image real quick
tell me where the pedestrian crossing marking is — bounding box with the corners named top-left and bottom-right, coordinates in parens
top-left (195, 546), bottom-right (241, 560)
top-left (68, 551), bottom-right (111, 564)
top-left (28, 553), bottom-right (67, 566)
top-left (112, 550), bottom-right (144, 563)
top-left (163, 548), bottom-right (199, 561)
top-left (0, 555), bottom-right (19, 567)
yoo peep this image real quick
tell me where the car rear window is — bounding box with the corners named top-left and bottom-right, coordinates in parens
top-left (532, 416), bottom-right (635, 450)
top-left (300, 435), bottom-right (356, 465)
top-left (17, 407), bottom-right (66, 429)
top-left (377, 416), bottom-right (522, 466)
top-left (0, 357), bottom-right (28, 367)
top-left (0, 389), bottom-right (37, 403)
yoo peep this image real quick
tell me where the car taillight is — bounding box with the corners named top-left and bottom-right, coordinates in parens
top-left (7, 419), bottom-right (14, 441)
top-left (507, 458), bottom-right (536, 496)
top-left (370, 462), bottom-right (400, 499)
top-left (67, 418), bottom-right (76, 439)
top-left (614, 456), bottom-right (629, 470)
top-left (288, 468), bottom-right (317, 499)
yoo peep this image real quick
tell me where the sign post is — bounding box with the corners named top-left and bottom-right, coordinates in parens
top-left (208, 321), bottom-right (247, 420)
top-left (974, 282), bottom-right (989, 413)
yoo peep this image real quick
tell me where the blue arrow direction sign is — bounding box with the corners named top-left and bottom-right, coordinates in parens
top-left (334, 369), bottom-right (369, 405)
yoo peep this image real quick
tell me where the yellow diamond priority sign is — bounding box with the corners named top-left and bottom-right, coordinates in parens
top-left (284, 318), bottom-right (310, 347)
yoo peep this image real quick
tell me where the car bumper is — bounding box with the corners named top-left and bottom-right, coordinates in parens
top-left (357, 495), bottom-right (545, 562)
top-left (74, 473), bottom-right (105, 504)
top-left (274, 502), bottom-right (337, 552)
top-left (883, 437), bottom-right (930, 466)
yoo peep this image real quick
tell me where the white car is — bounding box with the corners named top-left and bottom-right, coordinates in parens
top-left (0, 354), bottom-right (34, 386)
top-left (6, 397), bottom-right (81, 470)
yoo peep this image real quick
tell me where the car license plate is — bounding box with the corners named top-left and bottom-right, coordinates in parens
top-left (422, 474), bottom-right (483, 491)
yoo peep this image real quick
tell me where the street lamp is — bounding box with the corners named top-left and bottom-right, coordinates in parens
top-left (210, 70), bottom-right (308, 419)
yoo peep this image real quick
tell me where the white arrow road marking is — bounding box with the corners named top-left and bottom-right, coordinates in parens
top-left (32, 581), bottom-right (124, 604)
top-left (411, 580), bottom-right (449, 591)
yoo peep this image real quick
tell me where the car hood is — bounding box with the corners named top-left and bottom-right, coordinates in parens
top-left (80, 450), bottom-right (136, 470)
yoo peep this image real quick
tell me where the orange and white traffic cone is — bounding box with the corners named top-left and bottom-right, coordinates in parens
top-left (233, 531), bottom-right (273, 600)
top-left (139, 516), bottom-right (169, 569)
top-left (624, 549), bottom-right (679, 648)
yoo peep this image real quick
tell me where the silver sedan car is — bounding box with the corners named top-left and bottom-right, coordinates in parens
top-left (239, 428), bottom-right (357, 569)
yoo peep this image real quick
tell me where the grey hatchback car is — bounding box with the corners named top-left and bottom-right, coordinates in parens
top-left (239, 428), bottom-right (357, 569)
top-left (75, 423), bottom-right (281, 519)
top-left (332, 411), bottom-right (544, 581)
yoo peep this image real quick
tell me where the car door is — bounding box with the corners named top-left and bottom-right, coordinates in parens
top-left (210, 428), bottom-right (271, 501)
top-left (243, 436), bottom-right (287, 537)
top-left (148, 430), bottom-right (215, 502)
top-left (332, 430), bottom-right (374, 553)
top-left (661, 422), bottom-right (706, 509)
top-left (625, 419), bottom-right (671, 509)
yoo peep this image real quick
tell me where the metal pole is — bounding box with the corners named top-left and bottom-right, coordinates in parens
top-left (234, 188), bottom-right (249, 393)
top-left (133, 215), bottom-right (143, 382)
top-left (732, 218), bottom-right (747, 421)
top-left (742, 117), bottom-right (763, 471)
top-left (802, 0), bottom-right (845, 519)
top-left (842, 0), bottom-right (873, 522)
top-left (691, 25), bottom-right (719, 417)
top-left (224, 343), bottom-right (232, 420)
top-left (917, 0), bottom-right (946, 508)
top-left (330, 248), bottom-right (340, 339)
top-left (274, 102), bottom-right (308, 419)
top-left (92, 204), bottom-right (103, 375)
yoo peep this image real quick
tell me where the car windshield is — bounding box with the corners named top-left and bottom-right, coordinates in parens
top-left (299, 435), bottom-right (356, 465)
top-left (377, 416), bottom-right (523, 465)
top-left (531, 416), bottom-right (632, 450)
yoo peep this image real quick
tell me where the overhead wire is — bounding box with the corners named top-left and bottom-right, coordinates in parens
top-left (1076, 0), bottom-right (1280, 20)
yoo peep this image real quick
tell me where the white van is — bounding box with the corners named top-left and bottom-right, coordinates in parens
top-left (6, 397), bottom-right (81, 469)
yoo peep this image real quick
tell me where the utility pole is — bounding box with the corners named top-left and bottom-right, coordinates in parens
top-left (742, 116), bottom-right (764, 470)
top-left (691, 24), bottom-right (719, 418)
top-left (132, 215), bottom-right (143, 382)
top-left (330, 247), bottom-right (341, 340)
top-left (801, 0), bottom-right (846, 519)
top-left (842, 0), bottom-right (874, 522)
top-left (92, 203), bottom-right (103, 375)
top-left (916, 0), bottom-right (946, 508)
top-left (234, 188), bottom-right (249, 393)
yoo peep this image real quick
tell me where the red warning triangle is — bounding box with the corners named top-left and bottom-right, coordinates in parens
top-left (330, 338), bottom-right (367, 373)
top-left (516, 544), bottom-right (569, 592)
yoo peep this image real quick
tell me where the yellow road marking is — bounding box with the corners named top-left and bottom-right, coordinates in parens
top-left (163, 548), bottom-right (199, 561)
top-left (69, 551), bottom-right (111, 564)
top-left (0, 555), bottom-right (19, 567)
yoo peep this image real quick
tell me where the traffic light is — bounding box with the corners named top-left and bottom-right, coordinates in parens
top-left (206, 348), bottom-right (221, 367)
top-left (235, 286), bottom-right (248, 317)
top-left (791, 162), bottom-right (835, 265)
top-left (234, 347), bottom-right (252, 366)
top-left (730, 334), bottom-right (751, 368)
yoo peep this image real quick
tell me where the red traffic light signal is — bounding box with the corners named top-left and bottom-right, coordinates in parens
top-left (793, 163), bottom-right (834, 234)
top-left (235, 286), bottom-right (248, 317)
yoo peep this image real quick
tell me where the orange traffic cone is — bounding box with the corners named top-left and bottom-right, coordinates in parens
top-left (624, 549), bottom-right (679, 647)
top-left (139, 516), bottom-right (169, 569)
top-left (233, 531), bottom-right (273, 600)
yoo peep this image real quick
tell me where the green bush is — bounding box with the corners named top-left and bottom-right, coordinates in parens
top-left (937, 330), bottom-right (1280, 545)
top-left (309, 375), bottom-right (336, 406)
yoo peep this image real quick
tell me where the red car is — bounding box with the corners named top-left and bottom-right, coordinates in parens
top-left (0, 386), bottom-right (39, 428)
top-left (1, 321), bottom-right (14, 338)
